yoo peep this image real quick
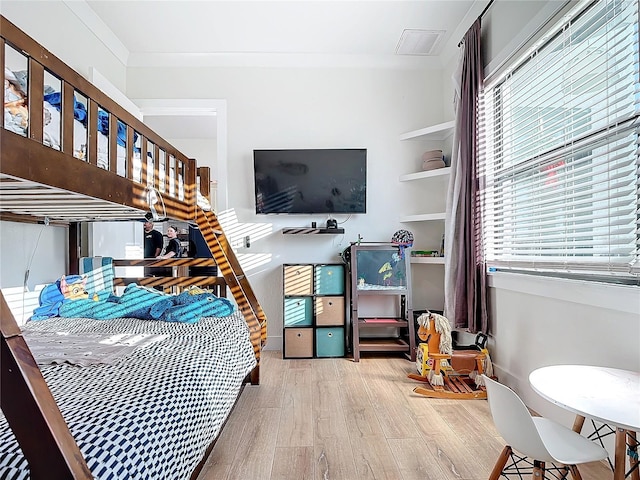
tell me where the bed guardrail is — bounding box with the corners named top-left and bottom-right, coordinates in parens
top-left (1, 15), bottom-right (200, 222)
top-left (112, 258), bottom-right (227, 296)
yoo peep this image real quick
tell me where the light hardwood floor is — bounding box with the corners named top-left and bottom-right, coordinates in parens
top-left (198, 351), bottom-right (611, 480)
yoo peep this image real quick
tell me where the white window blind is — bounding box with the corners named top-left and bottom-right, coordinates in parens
top-left (479, 0), bottom-right (639, 279)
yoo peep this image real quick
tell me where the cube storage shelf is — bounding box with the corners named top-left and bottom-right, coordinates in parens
top-left (283, 263), bottom-right (346, 358)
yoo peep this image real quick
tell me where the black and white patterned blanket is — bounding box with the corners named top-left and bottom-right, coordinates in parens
top-left (0, 313), bottom-right (257, 479)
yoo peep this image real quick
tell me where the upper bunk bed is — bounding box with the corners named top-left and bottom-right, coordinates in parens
top-left (0, 14), bottom-right (267, 479)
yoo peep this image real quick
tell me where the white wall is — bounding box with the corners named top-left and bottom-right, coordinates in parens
top-left (127, 65), bottom-right (444, 349)
top-left (168, 138), bottom-right (218, 209)
top-left (168, 138), bottom-right (217, 171)
top-left (0, 221), bottom-right (67, 290)
top-left (0, 0), bottom-right (126, 92)
top-left (90, 221), bottom-right (142, 258)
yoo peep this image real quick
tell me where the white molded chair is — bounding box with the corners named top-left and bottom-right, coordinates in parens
top-left (483, 375), bottom-right (608, 480)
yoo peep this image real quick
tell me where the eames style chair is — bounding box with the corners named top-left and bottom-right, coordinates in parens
top-left (483, 375), bottom-right (608, 480)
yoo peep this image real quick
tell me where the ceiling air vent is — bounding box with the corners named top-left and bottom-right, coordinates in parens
top-left (396, 29), bottom-right (445, 56)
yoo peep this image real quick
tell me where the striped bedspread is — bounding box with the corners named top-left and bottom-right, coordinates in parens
top-left (0, 313), bottom-right (256, 479)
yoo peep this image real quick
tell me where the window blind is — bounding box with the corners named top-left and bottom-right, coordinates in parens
top-left (478, 0), bottom-right (639, 278)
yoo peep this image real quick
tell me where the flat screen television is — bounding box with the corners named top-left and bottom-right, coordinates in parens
top-left (253, 149), bottom-right (367, 214)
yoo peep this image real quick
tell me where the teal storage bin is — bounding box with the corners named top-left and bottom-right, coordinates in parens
top-left (284, 297), bottom-right (313, 326)
top-left (314, 265), bottom-right (344, 295)
top-left (315, 327), bottom-right (345, 357)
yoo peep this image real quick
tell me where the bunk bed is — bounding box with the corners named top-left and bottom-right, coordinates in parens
top-left (0, 15), bottom-right (267, 480)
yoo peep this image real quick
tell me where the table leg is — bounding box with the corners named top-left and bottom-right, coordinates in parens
top-left (615, 428), bottom-right (626, 480)
top-left (572, 414), bottom-right (585, 433)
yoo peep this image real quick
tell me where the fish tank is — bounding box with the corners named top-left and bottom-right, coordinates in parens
top-left (352, 244), bottom-right (408, 290)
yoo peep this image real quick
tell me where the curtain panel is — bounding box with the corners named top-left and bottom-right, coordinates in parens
top-left (444, 19), bottom-right (488, 333)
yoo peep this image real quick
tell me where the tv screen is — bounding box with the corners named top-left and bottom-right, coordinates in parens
top-left (254, 149), bottom-right (367, 214)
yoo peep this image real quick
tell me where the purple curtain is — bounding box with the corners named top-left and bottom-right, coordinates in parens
top-left (444, 18), bottom-right (488, 333)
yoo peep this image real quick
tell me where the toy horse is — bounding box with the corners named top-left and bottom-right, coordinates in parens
top-left (408, 312), bottom-right (493, 399)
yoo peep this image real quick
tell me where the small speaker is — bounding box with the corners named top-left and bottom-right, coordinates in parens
top-left (326, 219), bottom-right (338, 229)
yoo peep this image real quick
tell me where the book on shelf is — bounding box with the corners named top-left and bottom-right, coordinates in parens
top-left (411, 250), bottom-right (442, 257)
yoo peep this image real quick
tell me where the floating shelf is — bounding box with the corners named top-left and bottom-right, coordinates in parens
top-left (282, 227), bottom-right (345, 235)
top-left (410, 256), bottom-right (445, 265)
top-left (399, 167), bottom-right (451, 182)
top-left (399, 213), bottom-right (446, 222)
top-left (400, 120), bottom-right (455, 141)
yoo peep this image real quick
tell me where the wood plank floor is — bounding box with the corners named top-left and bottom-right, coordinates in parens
top-left (198, 351), bottom-right (611, 480)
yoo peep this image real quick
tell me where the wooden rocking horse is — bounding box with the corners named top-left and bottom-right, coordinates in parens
top-left (408, 312), bottom-right (493, 399)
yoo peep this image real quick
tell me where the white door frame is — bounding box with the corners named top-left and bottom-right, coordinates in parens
top-left (133, 98), bottom-right (228, 213)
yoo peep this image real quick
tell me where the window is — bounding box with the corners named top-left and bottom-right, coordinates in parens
top-left (479, 0), bottom-right (639, 280)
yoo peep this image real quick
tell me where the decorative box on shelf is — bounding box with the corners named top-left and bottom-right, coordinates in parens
top-left (411, 250), bottom-right (441, 257)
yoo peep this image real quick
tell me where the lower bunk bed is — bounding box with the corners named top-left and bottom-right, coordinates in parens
top-left (0, 15), bottom-right (267, 478)
top-left (0, 310), bottom-right (257, 479)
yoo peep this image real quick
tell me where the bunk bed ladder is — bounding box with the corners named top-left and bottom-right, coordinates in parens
top-left (196, 208), bottom-right (267, 363)
top-left (0, 292), bottom-right (93, 479)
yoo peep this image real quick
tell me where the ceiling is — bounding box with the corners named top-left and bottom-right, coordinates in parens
top-left (71, 1), bottom-right (487, 141)
top-left (79, 1), bottom-right (486, 69)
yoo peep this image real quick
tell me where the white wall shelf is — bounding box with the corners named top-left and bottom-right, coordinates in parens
top-left (399, 120), bottom-right (453, 313)
top-left (410, 256), bottom-right (445, 265)
top-left (400, 213), bottom-right (446, 222)
top-left (399, 166), bottom-right (451, 182)
top-left (400, 120), bottom-right (455, 141)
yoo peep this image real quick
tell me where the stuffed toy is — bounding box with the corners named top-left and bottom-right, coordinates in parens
top-left (32, 275), bottom-right (93, 320)
top-left (58, 283), bottom-right (235, 324)
top-left (155, 291), bottom-right (235, 323)
top-left (59, 283), bottom-right (167, 320)
top-left (4, 72), bottom-right (28, 129)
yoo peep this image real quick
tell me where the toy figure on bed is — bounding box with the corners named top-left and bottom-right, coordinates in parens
top-left (4, 67), bottom-right (28, 133)
top-left (56, 283), bottom-right (235, 324)
top-left (31, 275), bottom-right (95, 320)
top-left (408, 311), bottom-right (494, 399)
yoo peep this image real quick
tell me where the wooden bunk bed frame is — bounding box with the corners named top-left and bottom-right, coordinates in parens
top-left (0, 15), bottom-right (266, 479)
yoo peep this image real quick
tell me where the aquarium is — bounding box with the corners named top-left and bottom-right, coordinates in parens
top-left (354, 246), bottom-right (408, 290)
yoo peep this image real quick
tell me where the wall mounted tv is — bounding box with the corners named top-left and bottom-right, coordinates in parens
top-left (253, 149), bottom-right (367, 214)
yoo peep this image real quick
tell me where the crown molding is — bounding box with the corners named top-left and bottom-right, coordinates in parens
top-left (127, 52), bottom-right (444, 69)
top-left (63, 0), bottom-right (129, 66)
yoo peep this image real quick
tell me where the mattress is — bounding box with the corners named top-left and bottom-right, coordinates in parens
top-left (0, 313), bottom-right (257, 479)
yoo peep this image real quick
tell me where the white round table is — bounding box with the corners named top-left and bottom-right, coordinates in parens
top-left (529, 365), bottom-right (640, 480)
